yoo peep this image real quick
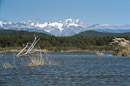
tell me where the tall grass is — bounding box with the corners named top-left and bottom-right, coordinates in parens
top-left (0, 36), bottom-right (58, 69)
top-left (0, 54), bottom-right (6, 57)
top-left (28, 57), bottom-right (58, 67)
top-left (2, 63), bottom-right (13, 69)
top-left (28, 57), bottom-right (46, 66)
top-left (96, 52), bottom-right (105, 56)
top-left (0, 51), bottom-right (58, 69)
top-left (28, 48), bottom-right (58, 67)
top-left (0, 53), bottom-right (18, 69)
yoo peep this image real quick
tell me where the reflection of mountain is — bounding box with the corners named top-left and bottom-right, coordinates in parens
top-left (0, 18), bottom-right (130, 36)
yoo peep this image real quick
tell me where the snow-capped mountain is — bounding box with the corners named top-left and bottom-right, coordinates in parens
top-left (33, 18), bottom-right (87, 36)
top-left (0, 21), bottom-right (49, 34)
top-left (0, 18), bottom-right (130, 36)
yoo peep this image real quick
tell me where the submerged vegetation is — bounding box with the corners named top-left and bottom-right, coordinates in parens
top-left (2, 63), bottom-right (13, 69)
top-left (28, 57), bottom-right (58, 67)
top-left (96, 51), bottom-right (105, 56)
top-left (0, 52), bottom-right (58, 69)
top-left (28, 58), bottom-right (46, 66)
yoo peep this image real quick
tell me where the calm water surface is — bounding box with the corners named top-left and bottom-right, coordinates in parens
top-left (0, 52), bottom-right (130, 86)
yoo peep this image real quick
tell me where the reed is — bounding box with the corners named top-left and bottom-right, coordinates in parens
top-left (48, 60), bottom-right (58, 65)
top-left (96, 52), bottom-right (105, 56)
top-left (28, 57), bottom-right (58, 66)
top-left (3, 63), bottom-right (13, 69)
top-left (15, 36), bottom-right (59, 67)
top-left (28, 57), bottom-right (46, 66)
top-left (0, 54), bottom-right (5, 57)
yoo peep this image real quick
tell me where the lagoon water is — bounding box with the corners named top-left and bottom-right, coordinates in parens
top-left (0, 52), bottom-right (130, 86)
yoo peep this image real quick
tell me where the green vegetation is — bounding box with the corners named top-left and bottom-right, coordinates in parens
top-left (0, 30), bottom-right (48, 36)
top-left (0, 30), bottom-right (130, 52)
top-left (74, 30), bottom-right (130, 37)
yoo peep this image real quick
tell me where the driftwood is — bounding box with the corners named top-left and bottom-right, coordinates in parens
top-left (16, 35), bottom-right (40, 57)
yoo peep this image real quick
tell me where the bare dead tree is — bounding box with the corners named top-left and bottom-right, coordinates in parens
top-left (16, 35), bottom-right (40, 57)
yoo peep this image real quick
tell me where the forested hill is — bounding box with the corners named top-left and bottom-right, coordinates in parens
top-left (1, 30), bottom-right (130, 37)
top-left (0, 30), bottom-right (130, 51)
top-left (0, 30), bottom-right (49, 36)
top-left (73, 30), bottom-right (130, 37)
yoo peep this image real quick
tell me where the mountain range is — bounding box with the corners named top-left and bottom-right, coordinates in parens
top-left (0, 18), bottom-right (130, 36)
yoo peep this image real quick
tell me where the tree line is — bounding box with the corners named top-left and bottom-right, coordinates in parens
top-left (0, 34), bottom-right (130, 51)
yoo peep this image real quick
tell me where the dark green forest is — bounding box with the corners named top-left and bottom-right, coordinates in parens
top-left (74, 30), bottom-right (130, 37)
top-left (0, 30), bottom-right (130, 51)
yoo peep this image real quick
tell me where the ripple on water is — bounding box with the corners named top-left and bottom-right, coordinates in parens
top-left (0, 52), bottom-right (130, 86)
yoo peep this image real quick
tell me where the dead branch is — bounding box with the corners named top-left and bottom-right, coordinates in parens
top-left (16, 43), bottom-right (29, 57)
top-left (16, 35), bottom-right (40, 57)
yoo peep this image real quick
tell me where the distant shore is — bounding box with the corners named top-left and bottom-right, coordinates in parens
top-left (0, 48), bottom-right (112, 53)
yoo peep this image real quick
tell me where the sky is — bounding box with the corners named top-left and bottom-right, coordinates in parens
top-left (0, 0), bottom-right (130, 25)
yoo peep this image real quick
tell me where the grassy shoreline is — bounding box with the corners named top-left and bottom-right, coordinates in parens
top-left (0, 48), bottom-right (112, 53)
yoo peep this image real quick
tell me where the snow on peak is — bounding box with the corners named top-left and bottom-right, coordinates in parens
top-left (0, 21), bottom-right (11, 27)
top-left (0, 21), bottom-right (4, 27)
top-left (21, 20), bottom-right (33, 24)
top-left (0, 18), bottom-right (86, 32)
top-left (35, 22), bottom-right (48, 28)
top-left (34, 18), bottom-right (85, 32)
top-left (1, 19), bottom-right (130, 36)
top-left (48, 22), bottom-right (63, 32)
top-left (75, 19), bottom-right (80, 23)
top-left (64, 18), bottom-right (85, 28)
top-left (65, 18), bottom-right (81, 24)
top-left (65, 18), bottom-right (73, 23)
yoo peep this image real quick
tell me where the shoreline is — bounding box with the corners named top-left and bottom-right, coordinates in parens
top-left (0, 49), bottom-right (112, 53)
